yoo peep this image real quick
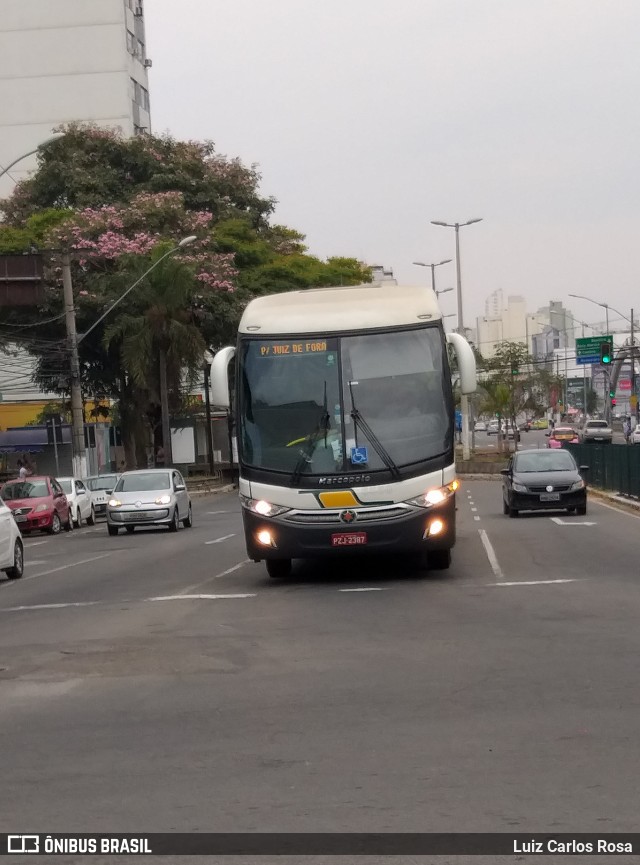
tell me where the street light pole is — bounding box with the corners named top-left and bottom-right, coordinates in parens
top-left (0, 133), bottom-right (64, 181)
top-left (431, 218), bottom-right (483, 460)
top-left (412, 259), bottom-right (452, 295)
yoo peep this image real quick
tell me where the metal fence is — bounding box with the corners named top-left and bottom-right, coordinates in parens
top-left (566, 443), bottom-right (640, 498)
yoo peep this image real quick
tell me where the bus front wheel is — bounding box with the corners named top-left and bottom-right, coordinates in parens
top-left (266, 559), bottom-right (292, 579)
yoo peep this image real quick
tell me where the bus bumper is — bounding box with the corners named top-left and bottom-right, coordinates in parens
top-left (242, 496), bottom-right (456, 561)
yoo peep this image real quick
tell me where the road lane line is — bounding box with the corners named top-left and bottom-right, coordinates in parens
top-left (22, 553), bottom-right (117, 582)
top-left (550, 517), bottom-right (597, 526)
top-left (479, 529), bottom-right (504, 580)
top-left (339, 587), bottom-right (389, 593)
top-left (474, 516), bottom-right (481, 521)
top-left (179, 559), bottom-right (251, 595)
top-left (591, 498), bottom-right (640, 519)
top-left (0, 601), bottom-right (101, 612)
top-left (488, 579), bottom-right (579, 587)
top-left (471, 507), bottom-right (478, 512)
top-left (151, 593), bottom-right (256, 601)
top-left (206, 510), bottom-right (230, 515)
top-left (23, 540), bottom-right (49, 548)
top-left (205, 533), bottom-right (236, 545)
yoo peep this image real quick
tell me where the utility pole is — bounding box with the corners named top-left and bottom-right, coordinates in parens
top-left (159, 347), bottom-right (173, 468)
top-left (62, 252), bottom-right (87, 478)
top-left (631, 308), bottom-right (637, 424)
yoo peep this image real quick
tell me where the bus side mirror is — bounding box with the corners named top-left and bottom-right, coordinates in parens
top-left (446, 332), bottom-right (477, 395)
top-left (210, 346), bottom-right (236, 409)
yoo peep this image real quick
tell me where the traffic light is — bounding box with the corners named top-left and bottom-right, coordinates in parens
top-left (600, 341), bottom-right (612, 364)
top-left (609, 388), bottom-right (616, 399)
top-left (611, 398), bottom-right (617, 407)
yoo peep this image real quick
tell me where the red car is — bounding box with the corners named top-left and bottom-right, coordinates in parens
top-left (0, 476), bottom-right (73, 535)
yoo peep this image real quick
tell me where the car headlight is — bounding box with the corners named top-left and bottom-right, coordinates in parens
top-left (512, 482), bottom-right (528, 493)
top-left (406, 480), bottom-right (459, 508)
top-left (571, 479), bottom-right (585, 491)
top-left (240, 496), bottom-right (290, 517)
top-left (108, 498), bottom-right (121, 508)
top-left (34, 503), bottom-right (50, 513)
top-left (155, 494), bottom-right (171, 505)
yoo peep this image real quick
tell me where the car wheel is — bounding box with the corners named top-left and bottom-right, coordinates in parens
top-left (48, 513), bottom-right (62, 535)
top-left (508, 504), bottom-right (519, 518)
top-left (502, 498), bottom-right (509, 515)
top-left (64, 510), bottom-right (73, 532)
top-left (576, 504), bottom-right (587, 516)
top-left (182, 503), bottom-right (193, 528)
top-left (266, 559), bottom-right (292, 579)
top-left (74, 508), bottom-right (82, 529)
top-left (428, 549), bottom-right (451, 570)
top-left (5, 539), bottom-right (24, 580)
top-left (87, 506), bottom-right (96, 526)
top-left (107, 524), bottom-right (119, 536)
top-left (125, 526), bottom-right (135, 534)
top-left (169, 509), bottom-right (179, 532)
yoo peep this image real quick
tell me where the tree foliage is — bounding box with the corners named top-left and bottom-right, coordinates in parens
top-left (0, 125), bottom-right (371, 467)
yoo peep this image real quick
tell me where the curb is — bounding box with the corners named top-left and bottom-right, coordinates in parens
top-left (587, 486), bottom-right (640, 513)
top-left (458, 473), bottom-right (503, 481)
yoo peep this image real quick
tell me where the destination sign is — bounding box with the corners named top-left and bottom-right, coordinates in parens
top-left (257, 339), bottom-right (336, 357)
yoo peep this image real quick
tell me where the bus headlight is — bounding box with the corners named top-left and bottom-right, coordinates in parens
top-left (406, 481), bottom-right (458, 509)
top-left (241, 496), bottom-right (290, 518)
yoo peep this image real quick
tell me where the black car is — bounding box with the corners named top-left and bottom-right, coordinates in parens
top-left (501, 449), bottom-right (588, 518)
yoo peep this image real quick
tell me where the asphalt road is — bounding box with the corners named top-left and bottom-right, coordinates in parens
top-left (2, 487), bottom-right (640, 862)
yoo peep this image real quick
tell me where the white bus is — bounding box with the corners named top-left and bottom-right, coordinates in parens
top-left (210, 283), bottom-right (476, 578)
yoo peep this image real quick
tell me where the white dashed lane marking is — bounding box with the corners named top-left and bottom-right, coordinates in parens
top-left (204, 534), bottom-right (236, 545)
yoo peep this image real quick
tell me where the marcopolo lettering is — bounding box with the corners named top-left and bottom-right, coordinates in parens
top-left (318, 475), bottom-right (372, 485)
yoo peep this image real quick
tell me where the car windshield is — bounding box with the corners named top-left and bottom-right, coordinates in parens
top-left (115, 472), bottom-right (171, 492)
top-left (587, 421), bottom-right (608, 428)
top-left (58, 479), bottom-right (73, 494)
top-left (1, 480), bottom-right (49, 499)
top-left (239, 326), bottom-right (452, 476)
top-left (515, 451), bottom-right (576, 473)
top-left (86, 475), bottom-right (119, 491)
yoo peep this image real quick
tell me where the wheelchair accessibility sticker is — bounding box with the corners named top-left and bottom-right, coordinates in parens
top-left (350, 446), bottom-right (369, 465)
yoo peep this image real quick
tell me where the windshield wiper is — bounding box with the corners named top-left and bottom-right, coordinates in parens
top-left (290, 381), bottom-right (331, 486)
top-left (348, 381), bottom-right (401, 480)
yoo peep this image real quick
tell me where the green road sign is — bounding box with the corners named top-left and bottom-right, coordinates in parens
top-left (575, 335), bottom-right (613, 365)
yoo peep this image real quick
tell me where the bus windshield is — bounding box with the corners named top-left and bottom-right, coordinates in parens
top-left (239, 326), bottom-right (452, 477)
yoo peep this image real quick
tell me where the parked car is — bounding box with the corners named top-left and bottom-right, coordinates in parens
top-left (548, 426), bottom-right (579, 449)
top-left (58, 477), bottom-right (95, 527)
top-left (106, 469), bottom-right (192, 535)
top-left (487, 422), bottom-right (500, 435)
top-left (474, 421), bottom-right (487, 432)
top-left (501, 449), bottom-right (588, 517)
top-left (85, 474), bottom-right (120, 518)
top-left (0, 476), bottom-right (73, 535)
top-left (580, 419), bottom-right (613, 444)
top-left (0, 497), bottom-right (24, 580)
top-left (530, 418), bottom-right (549, 430)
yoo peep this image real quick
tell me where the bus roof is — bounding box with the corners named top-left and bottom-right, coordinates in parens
top-left (239, 283), bottom-right (443, 336)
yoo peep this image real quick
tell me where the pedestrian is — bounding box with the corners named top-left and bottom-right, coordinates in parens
top-left (16, 459), bottom-right (27, 480)
top-left (624, 417), bottom-right (632, 444)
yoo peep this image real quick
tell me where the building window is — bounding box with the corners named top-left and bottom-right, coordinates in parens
top-left (127, 30), bottom-right (136, 55)
top-left (137, 40), bottom-right (145, 60)
top-left (134, 124), bottom-right (148, 136)
top-left (141, 86), bottom-right (150, 111)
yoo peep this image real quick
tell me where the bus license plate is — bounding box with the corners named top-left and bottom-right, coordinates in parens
top-left (540, 493), bottom-right (560, 502)
top-left (331, 532), bottom-right (367, 546)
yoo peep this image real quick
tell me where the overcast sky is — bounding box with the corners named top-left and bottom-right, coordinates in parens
top-left (146, 0), bottom-right (640, 331)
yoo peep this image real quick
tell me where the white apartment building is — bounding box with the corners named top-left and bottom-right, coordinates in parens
top-left (484, 289), bottom-right (504, 319)
top-left (476, 295), bottom-right (544, 358)
top-left (0, 0), bottom-right (151, 197)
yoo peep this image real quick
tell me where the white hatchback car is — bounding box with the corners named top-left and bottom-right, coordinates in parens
top-left (0, 498), bottom-right (24, 580)
top-left (58, 477), bottom-right (96, 527)
top-left (631, 425), bottom-right (640, 445)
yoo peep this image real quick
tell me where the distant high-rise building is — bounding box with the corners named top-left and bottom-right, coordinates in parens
top-left (0, 0), bottom-right (152, 196)
top-left (485, 289), bottom-right (504, 318)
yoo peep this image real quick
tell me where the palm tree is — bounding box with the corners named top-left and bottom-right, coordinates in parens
top-left (104, 246), bottom-right (205, 466)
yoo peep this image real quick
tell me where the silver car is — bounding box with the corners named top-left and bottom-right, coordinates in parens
top-left (106, 469), bottom-right (192, 535)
